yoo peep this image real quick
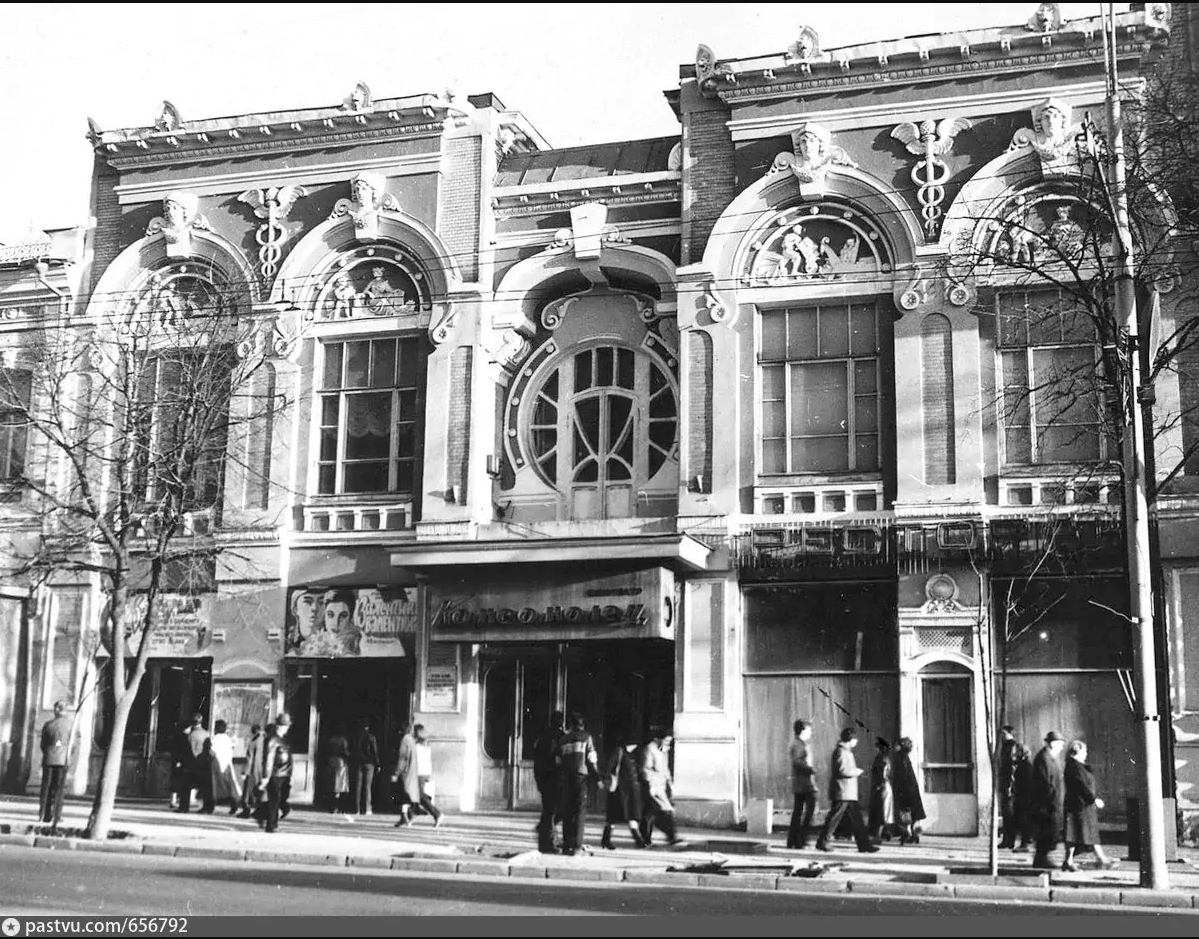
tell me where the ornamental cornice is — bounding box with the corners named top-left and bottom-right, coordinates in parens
top-left (103, 122), bottom-right (446, 170)
top-left (493, 187), bottom-right (681, 219)
top-left (714, 42), bottom-right (1155, 105)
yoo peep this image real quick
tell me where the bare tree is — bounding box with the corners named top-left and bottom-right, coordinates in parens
top-left (0, 279), bottom-right (284, 839)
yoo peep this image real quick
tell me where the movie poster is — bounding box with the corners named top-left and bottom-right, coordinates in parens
top-left (284, 586), bottom-right (417, 657)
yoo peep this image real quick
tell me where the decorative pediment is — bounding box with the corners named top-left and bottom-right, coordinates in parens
top-left (146, 191), bottom-right (211, 259)
top-left (741, 203), bottom-right (891, 288)
top-left (313, 245), bottom-right (425, 322)
top-left (328, 172), bottom-right (402, 242)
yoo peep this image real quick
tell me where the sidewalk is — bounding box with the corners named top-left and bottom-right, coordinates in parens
top-left (2, 795), bottom-right (1198, 912)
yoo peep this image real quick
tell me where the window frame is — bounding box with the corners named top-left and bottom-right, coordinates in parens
top-left (757, 301), bottom-right (883, 476)
top-left (316, 336), bottom-right (423, 497)
top-left (0, 367), bottom-right (32, 481)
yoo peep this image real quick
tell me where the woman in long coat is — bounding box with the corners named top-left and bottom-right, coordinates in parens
top-left (209, 720), bottom-right (242, 814)
top-left (868, 738), bottom-right (895, 842)
top-left (891, 737), bottom-right (926, 845)
top-left (600, 731), bottom-right (645, 849)
top-left (326, 724), bottom-right (352, 815)
top-left (1062, 740), bottom-right (1117, 871)
top-left (391, 722), bottom-right (419, 826)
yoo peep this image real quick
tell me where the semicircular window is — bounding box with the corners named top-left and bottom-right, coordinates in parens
top-left (526, 344), bottom-right (677, 519)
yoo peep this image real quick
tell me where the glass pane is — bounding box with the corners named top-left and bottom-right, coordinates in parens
top-left (854, 360), bottom-right (878, 395)
top-left (344, 342), bottom-right (370, 388)
top-left (395, 423), bottom-right (415, 458)
top-left (761, 364), bottom-right (786, 401)
top-left (761, 312), bottom-right (786, 359)
top-left (607, 396), bottom-right (633, 453)
top-left (574, 397), bottom-right (600, 454)
top-left (1060, 304), bottom-right (1096, 344)
top-left (762, 401), bottom-right (786, 437)
top-left (533, 395), bottom-right (557, 426)
top-left (791, 436), bottom-right (849, 473)
top-left (320, 395), bottom-right (339, 426)
top-left (787, 309), bottom-right (817, 360)
top-left (370, 339), bottom-right (397, 388)
top-left (762, 439), bottom-right (785, 473)
top-left (482, 664), bottom-right (515, 762)
top-left (574, 457), bottom-right (598, 483)
top-left (396, 460), bottom-right (415, 492)
top-left (790, 362), bottom-right (847, 435)
top-left (397, 390), bottom-right (418, 421)
top-left (607, 458), bottom-right (632, 481)
top-left (519, 662), bottom-right (555, 762)
top-left (344, 393), bottom-right (392, 460)
top-left (649, 420), bottom-right (675, 454)
top-left (574, 351), bottom-right (592, 392)
top-left (318, 464), bottom-right (335, 494)
top-left (855, 396), bottom-right (878, 433)
top-left (343, 462), bottom-right (389, 493)
top-left (322, 345), bottom-right (343, 389)
top-left (1039, 425), bottom-right (1100, 462)
top-left (618, 349), bottom-right (635, 389)
top-left (1034, 347), bottom-right (1096, 426)
top-left (850, 304), bottom-right (877, 354)
top-left (397, 339), bottom-right (418, 387)
top-left (818, 305), bottom-right (850, 357)
top-left (531, 427), bottom-right (557, 458)
top-left (543, 369), bottom-right (559, 401)
top-left (855, 434), bottom-right (878, 470)
top-left (597, 347), bottom-right (614, 387)
top-left (319, 428), bottom-right (338, 462)
top-left (1005, 427), bottom-right (1032, 464)
top-left (649, 388), bottom-right (676, 419)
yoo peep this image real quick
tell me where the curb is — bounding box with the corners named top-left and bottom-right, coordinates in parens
top-left (3, 834), bottom-right (1198, 911)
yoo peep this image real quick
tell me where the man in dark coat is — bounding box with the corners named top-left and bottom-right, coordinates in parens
top-left (998, 725), bottom-right (1021, 849)
top-left (39, 701), bottom-right (72, 825)
top-left (353, 718), bottom-right (380, 816)
top-left (555, 711), bottom-right (599, 856)
top-left (1030, 730), bottom-right (1067, 869)
top-left (533, 710), bottom-right (564, 853)
top-left (815, 727), bottom-right (879, 854)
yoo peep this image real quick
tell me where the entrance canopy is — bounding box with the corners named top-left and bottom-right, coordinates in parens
top-left (388, 532), bottom-right (711, 573)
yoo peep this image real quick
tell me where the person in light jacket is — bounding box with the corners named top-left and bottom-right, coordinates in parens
top-left (208, 720), bottom-right (242, 815)
top-left (815, 727), bottom-right (879, 854)
top-left (868, 737), bottom-right (895, 842)
top-left (638, 728), bottom-right (684, 847)
top-left (391, 722), bottom-right (419, 827)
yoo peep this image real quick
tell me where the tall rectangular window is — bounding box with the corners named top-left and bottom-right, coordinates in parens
top-left (759, 303), bottom-right (880, 474)
top-left (0, 369), bottom-right (31, 480)
top-left (998, 289), bottom-right (1103, 464)
top-left (318, 338), bottom-right (420, 495)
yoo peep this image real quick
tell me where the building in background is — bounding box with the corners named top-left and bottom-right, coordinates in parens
top-left (3, 4), bottom-right (1197, 840)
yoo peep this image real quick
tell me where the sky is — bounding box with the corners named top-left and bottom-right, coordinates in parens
top-left (0, 3), bottom-right (1129, 241)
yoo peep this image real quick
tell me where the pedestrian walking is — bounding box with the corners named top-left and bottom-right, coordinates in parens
top-left (556, 711), bottom-right (600, 855)
top-left (1010, 743), bottom-right (1034, 852)
top-left (411, 725), bottom-right (444, 827)
top-left (208, 720), bottom-right (242, 815)
top-left (38, 700), bottom-right (72, 826)
top-left (325, 724), bottom-right (352, 817)
top-left (391, 722), bottom-right (418, 827)
top-left (180, 713), bottom-right (212, 813)
top-left (891, 736), bottom-right (926, 845)
top-left (353, 718), bottom-right (380, 816)
top-left (1061, 740), bottom-right (1118, 872)
top-left (600, 730), bottom-right (646, 849)
top-left (238, 724), bottom-right (264, 818)
top-left (260, 713), bottom-right (293, 834)
top-left (196, 738), bottom-right (217, 813)
top-left (815, 727), bottom-right (879, 854)
top-left (533, 710), bottom-right (564, 854)
top-left (868, 737), bottom-right (895, 842)
top-left (638, 728), bottom-right (684, 848)
top-left (787, 719), bottom-right (816, 849)
top-left (998, 724), bottom-right (1022, 849)
top-left (170, 720), bottom-right (192, 812)
top-left (1030, 730), bottom-right (1067, 869)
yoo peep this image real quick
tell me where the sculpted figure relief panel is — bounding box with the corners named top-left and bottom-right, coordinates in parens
top-left (743, 204), bottom-right (890, 287)
top-left (314, 247), bottom-right (425, 322)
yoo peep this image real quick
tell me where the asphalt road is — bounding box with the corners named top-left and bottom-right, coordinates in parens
top-left (0, 846), bottom-right (1187, 920)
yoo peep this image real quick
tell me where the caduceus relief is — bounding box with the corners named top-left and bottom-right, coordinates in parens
top-left (891, 117), bottom-right (972, 241)
top-left (237, 185), bottom-right (308, 285)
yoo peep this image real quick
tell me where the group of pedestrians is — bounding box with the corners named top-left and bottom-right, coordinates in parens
top-left (1001, 726), bottom-right (1117, 872)
top-left (787, 722), bottom-right (924, 853)
top-left (322, 718), bottom-right (384, 819)
top-left (533, 711), bottom-right (684, 856)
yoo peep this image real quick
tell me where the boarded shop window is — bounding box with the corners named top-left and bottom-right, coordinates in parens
top-left (45, 590), bottom-right (85, 708)
top-left (282, 666), bottom-right (312, 756)
top-left (996, 577), bottom-right (1131, 670)
top-left (744, 583), bottom-right (898, 672)
top-left (685, 582), bottom-right (723, 710)
top-left (920, 663), bottom-right (973, 794)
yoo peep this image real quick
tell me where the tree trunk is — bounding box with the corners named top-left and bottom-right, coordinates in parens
top-left (86, 670), bottom-right (142, 840)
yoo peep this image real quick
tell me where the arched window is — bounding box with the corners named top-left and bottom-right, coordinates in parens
top-left (524, 343), bottom-right (677, 520)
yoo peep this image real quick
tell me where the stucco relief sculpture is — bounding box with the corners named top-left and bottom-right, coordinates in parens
top-left (891, 117), bottom-right (972, 240)
top-left (745, 208), bottom-right (884, 287)
top-left (155, 101), bottom-right (182, 133)
top-left (329, 172), bottom-right (401, 242)
top-left (1010, 98), bottom-right (1077, 175)
top-left (146, 192), bottom-right (211, 259)
top-left (770, 124), bottom-right (856, 195)
top-left (237, 185), bottom-right (309, 286)
top-left (492, 327), bottom-right (531, 371)
top-left (920, 573), bottom-right (965, 614)
top-left (149, 273), bottom-right (224, 328)
top-left (321, 263), bottom-right (416, 320)
top-left (695, 44), bottom-right (734, 95)
top-left (342, 80), bottom-right (373, 112)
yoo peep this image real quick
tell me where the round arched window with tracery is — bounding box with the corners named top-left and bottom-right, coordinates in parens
top-left (518, 342), bottom-right (677, 519)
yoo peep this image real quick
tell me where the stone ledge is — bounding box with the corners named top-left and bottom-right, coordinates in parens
top-left (543, 867), bottom-right (622, 882)
top-left (849, 881), bottom-right (952, 898)
top-left (34, 836), bottom-right (77, 850)
top-left (1122, 889), bottom-right (1193, 908)
top-left (244, 850), bottom-right (346, 867)
top-left (71, 840), bottom-right (145, 855)
top-left (697, 872), bottom-right (779, 890)
top-left (622, 870), bottom-right (701, 887)
top-left (174, 846), bottom-right (248, 862)
top-left (0, 833), bottom-right (37, 847)
top-left (775, 877), bottom-right (849, 894)
top-left (456, 860), bottom-right (512, 877)
top-left (953, 883), bottom-right (1051, 902)
top-left (508, 866), bottom-right (549, 880)
top-left (1049, 887), bottom-right (1123, 906)
top-left (389, 857), bottom-right (458, 874)
top-left (346, 855), bottom-right (394, 869)
top-left (142, 844), bottom-right (180, 857)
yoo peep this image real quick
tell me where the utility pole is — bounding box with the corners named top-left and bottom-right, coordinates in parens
top-left (1102, 2), bottom-right (1168, 891)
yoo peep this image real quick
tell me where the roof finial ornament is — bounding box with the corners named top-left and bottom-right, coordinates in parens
top-left (343, 81), bottom-right (373, 113)
top-left (785, 25), bottom-right (821, 63)
top-left (86, 117), bottom-right (103, 144)
top-left (155, 101), bottom-right (182, 133)
top-left (1026, 2), bottom-right (1062, 33)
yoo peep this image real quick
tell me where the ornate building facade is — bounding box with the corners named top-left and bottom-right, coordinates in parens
top-left (4, 4), bottom-right (1197, 838)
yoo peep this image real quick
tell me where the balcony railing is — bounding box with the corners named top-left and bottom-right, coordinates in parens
top-left (299, 499), bottom-right (413, 534)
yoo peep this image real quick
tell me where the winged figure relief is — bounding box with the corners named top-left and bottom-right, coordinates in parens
top-left (238, 185), bottom-right (309, 221)
top-left (890, 117), bottom-right (972, 157)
